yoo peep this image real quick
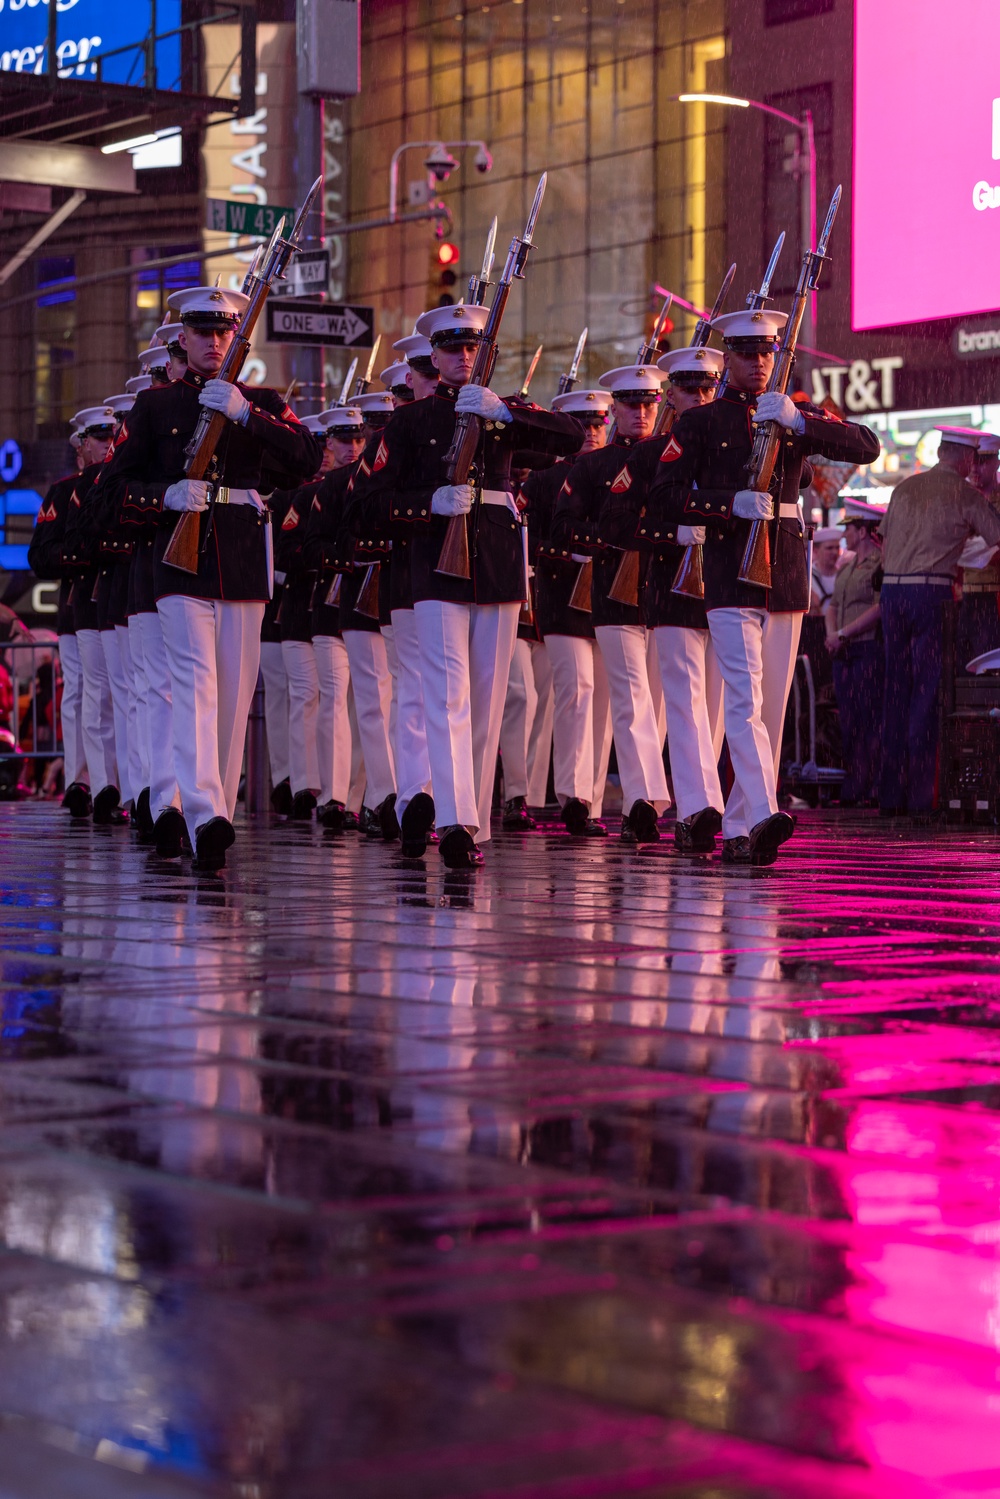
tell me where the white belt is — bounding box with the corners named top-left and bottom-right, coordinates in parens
top-left (481, 488), bottom-right (518, 517)
top-left (882, 572), bottom-right (953, 586)
top-left (215, 486), bottom-right (262, 510)
top-left (778, 503), bottom-right (802, 519)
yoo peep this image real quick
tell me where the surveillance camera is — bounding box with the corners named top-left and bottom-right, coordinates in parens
top-left (425, 145), bottom-right (459, 183)
top-left (474, 145), bottom-right (493, 174)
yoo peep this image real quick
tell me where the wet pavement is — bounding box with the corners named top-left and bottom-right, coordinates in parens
top-left (1, 801), bottom-right (1000, 1497)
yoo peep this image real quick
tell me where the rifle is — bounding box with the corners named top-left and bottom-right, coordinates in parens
top-left (436, 174), bottom-right (548, 579)
top-left (605, 290), bottom-right (674, 606)
top-left (557, 327), bottom-right (587, 395)
top-left (738, 189), bottom-right (841, 589)
top-left (665, 261), bottom-right (737, 599)
top-left (518, 344), bottom-right (543, 399)
top-left (163, 176), bottom-right (323, 573)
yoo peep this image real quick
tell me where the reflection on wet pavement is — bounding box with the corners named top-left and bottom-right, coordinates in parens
top-left (1, 803), bottom-right (1000, 1496)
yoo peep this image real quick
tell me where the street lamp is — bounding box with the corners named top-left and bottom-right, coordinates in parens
top-left (388, 140), bottom-right (493, 225)
top-left (673, 93), bottom-right (817, 359)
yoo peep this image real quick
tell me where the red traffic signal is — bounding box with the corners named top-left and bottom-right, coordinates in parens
top-left (436, 242), bottom-right (460, 266)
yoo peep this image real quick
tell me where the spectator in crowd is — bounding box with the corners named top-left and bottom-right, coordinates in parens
top-left (826, 500), bottom-right (885, 805)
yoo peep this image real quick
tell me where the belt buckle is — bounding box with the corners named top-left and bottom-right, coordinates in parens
top-left (215, 485), bottom-right (230, 505)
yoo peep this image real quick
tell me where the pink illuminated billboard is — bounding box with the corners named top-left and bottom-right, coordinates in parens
top-left (854, 0), bottom-right (1000, 329)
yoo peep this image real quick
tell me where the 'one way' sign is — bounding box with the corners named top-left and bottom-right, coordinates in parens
top-left (266, 300), bottom-right (374, 348)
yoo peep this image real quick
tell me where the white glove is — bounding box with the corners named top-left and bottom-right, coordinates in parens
top-left (199, 379), bottom-right (250, 426)
top-left (431, 483), bottom-right (474, 517)
top-left (164, 479), bottom-right (210, 513)
top-left (677, 525), bottom-right (706, 545)
top-left (753, 391), bottom-right (806, 434)
top-left (454, 385), bottom-right (512, 423)
top-left (732, 490), bottom-right (774, 521)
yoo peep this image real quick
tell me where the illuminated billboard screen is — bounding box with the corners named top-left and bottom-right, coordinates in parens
top-left (0, 1), bottom-right (180, 90)
top-left (854, 0), bottom-right (1000, 329)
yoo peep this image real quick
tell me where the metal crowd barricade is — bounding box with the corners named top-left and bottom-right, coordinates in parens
top-left (0, 638), bottom-right (62, 771)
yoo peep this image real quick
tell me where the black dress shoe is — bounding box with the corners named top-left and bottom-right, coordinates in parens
top-left (502, 796), bottom-right (536, 831)
top-left (134, 786), bottom-right (155, 836)
top-left (625, 799), bottom-right (659, 844)
top-left (360, 805), bottom-right (381, 837)
top-left (675, 805), bottom-right (722, 854)
top-left (154, 806), bottom-right (187, 859)
top-left (563, 798), bottom-right (607, 838)
top-left (620, 816), bottom-right (637, 843)
top-left (377, 793), bottom-right (400, 841)
top-left (343, 809), bottom-right (360, 832)
top-left (748, 811), bottom-right (795, 866)
top-left (721, 836), bottom-right (751, 864)
top-left (193, 816), bottom-right (235, 871)
top-left (92, 785), bottom-right (123, 824)
top-left (401, 792), bottom-right (435, 858)
top-left (63, 781), bottom-right (92, 818)
top-left (317, 799), bottom-right (346, 831)
top-left (291, 789), bottom-right (316, 820)
top-left (439, 827), bottom-right (484, 869)
top-left (270, 777), bottom-right (293, 816)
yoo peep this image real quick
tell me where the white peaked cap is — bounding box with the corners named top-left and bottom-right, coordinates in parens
top-left (977, 431), bottom-right (1000, 455)
top-left (125, 374), bottom-right (153, 395)
top-left (380, 361), bottom-right (411, 389)
top-left (598, 364), bottom-right (666, 395)
top-left (393, 327), bottom-right (434, 360)
top-left (72, 404), bottom-right (117, 428)
top-left (355, 392), bottom-right (395, 414)
top-left (657, 345), bottom-right (725, 377)
top-left (551, 389), bottom-right (613, 415)
top-left (318, 405), bottom-right (364, 428)
top-left (936, 425), bottom-right (985, 448)
top-left (101, 393), bottom-right (135, 416)
top-left (138, 344), bottom-right (171, 370)
top-left (166, 285), bottom-right (249, 319)
top-left (712, 309), bottom-right (788, 341)
top-left (415, 303), bottom-right (489, 340)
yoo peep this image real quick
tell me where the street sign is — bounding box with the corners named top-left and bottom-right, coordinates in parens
top-left (285, 249), bottom-right (330, 298)
top-left (266, 300), bottom-right (374, 348)
top-left (205, 199), bottom-right (295, 239)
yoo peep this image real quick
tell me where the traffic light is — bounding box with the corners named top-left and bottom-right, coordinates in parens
top-left (429, 242), bottom-right (460, 308)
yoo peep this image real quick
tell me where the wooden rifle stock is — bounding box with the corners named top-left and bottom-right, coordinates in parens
top-left (161, 408), bottom-right (230, 573)
top-left (607, 548), bottom-right (640, 607)
top-left (324, 572), bottom-right (342, 608)
top-left (353, 561), bottom-right (381, 620)
top-left (567, 557), bottom-right (592, 612)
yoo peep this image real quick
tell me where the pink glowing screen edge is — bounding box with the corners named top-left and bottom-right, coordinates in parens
top-left (853, 0), bottom-right (1000, 329)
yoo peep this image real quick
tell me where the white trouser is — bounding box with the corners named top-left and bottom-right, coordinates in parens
top-left (258, 640), bottom-right (290, 787)
top-left (347, 687), bottom-right (365, 813)
top-left (594, 624), bottom-right (670, 816)
top-left (312, 633), bottom-right (352, 806)
top-left (499, 638), bottom-right (555, 805)
top-left (281, 638), bottom-right (320, 796)
top-left (157, 596), bottom-right (265, 835)
top-left (414, 599), bottom-right (519, 841)
top-left (707, 606), bottom-right (777, 839)
top-left (100, 628), bottom-right (133, 806)
top-left (390, 607), bottom-right (431, 823)
top-left (76, 627), bottom-right (118, 794)
top-left (721, 611), bottom-right (803, 838)
top-left (126, 616), bottom-right (151, 795)
top-left (383, 622), bottom-right (399, 759)
top-left (117, 622), bottom-right (147, 804)
top-left (57, 633), bottom-right (87, 785)
top-left (647, 630), bottom-right (666, 748)
top-left (136, 609), bottom-right (179, 820)
top-left (544, 633), bottom-right (613, 816)
top-left (654, 624), bottom-right (726, 822)
top-left (343, 629), bottom-right (396, 809)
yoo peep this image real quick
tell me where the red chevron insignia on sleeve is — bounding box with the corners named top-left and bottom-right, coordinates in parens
top-left (610, 467), bottom-right (632, 494)
top-left (311, 493), bottom-right (321, 511)
top-left (659, 435), bottom-right (683, 463)
top-left (372, 438), bottom-right (389, 473)
top-left (281, 506), bottom-right (299, 531)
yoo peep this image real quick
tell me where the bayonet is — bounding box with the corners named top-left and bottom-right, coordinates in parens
top-left (353, 334), bottom-right (382, 397)
top-left (692, 262), bottom-right (737, 346)
top-left (287, 174), bottom-right (323, 252)
top-left (751, 231), bottom-right (785, 307)
top-left (812, 184), bottom-right (842, 279)
top-left (338, 358), bottom-right (358, 406)
top-left (522, 173), bottom-right (547, 249)
top-left (637, 291), bottom-right (673, 365)
top-left (557, 326), bottom-right (588, 395)
top-left (469, 216), bottom-right (498, 306)
top-left (519, 344), bottom-right (543, 399)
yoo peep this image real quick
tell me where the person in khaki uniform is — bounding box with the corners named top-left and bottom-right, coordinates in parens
top-left (878, 426), bottom-right (1000, 817)
top-left (826, 499), bottom-right (884, 805)
top-left (956, 430), bottom-right (1000, 672)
